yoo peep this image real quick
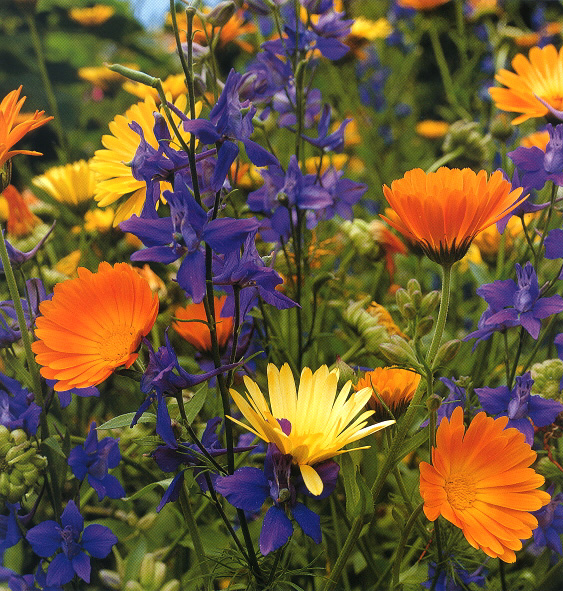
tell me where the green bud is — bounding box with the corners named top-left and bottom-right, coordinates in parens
top-left (108, 64), bottom-right (159, 88)
top-left (0, 425), bottom-right (10, 442)
top-left (8, 482), bottom-right (26, 502)
top-left (139, 554), bottom-right (157, 588)
top-left (411, 290), bottom-right (422, 309)
top-left (99, 570), bottom-right (121, 590)
top-left (490, 114), bottom-right (514, 142)
top-left (378, 335), bottom-right (419, 367)
top-left (426, 394), bottom-right (442, 413)
top-left (152, 561), bottom-right (167, 591)
top-left (11, 429), bottom-right (27, 446)
top-left (335, 358), bottom-right (357, 390)
top-left (442, 120), bottom-right (492, 169)
top-left (415, 316), bottom-right (434, 338)
top-left (395, 288), bottom-right (411, 313)
top-left (125, 582), bottom-right (144, 591)
top-left (207, 1), bottom-right (236, 27)
top-left (420, 291), bottom-right (441, 316)
top-left (401, 303), bottom-right (416, 320)
top-left (161, 581), bottom-right (181, 591)
top-left (340, 219), bottom-right (378, 258)
top-left (137, 512), bottom-right (158, 531)
top-left (431, 339), bottom-right (461, 370)
top-left (407, 278), bottom-right (421, 296)
top-left (531, 359), bottom-right (563, 401)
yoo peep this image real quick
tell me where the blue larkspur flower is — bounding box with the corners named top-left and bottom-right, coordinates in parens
top-left (0, 374), bottom-right (40, 436)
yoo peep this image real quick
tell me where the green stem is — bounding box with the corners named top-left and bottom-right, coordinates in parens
top-left (24, 11), bottom-right (69, 161)
top-left (508, 326), bottom-right (525, 389)
top-left (390, 503), bottom-right (424, 590)
top-left (454, 0), bottom-right (468, 69)
top-left (425, 265), bottom-right (452, 365)
top-left (330, 497), bottom-right (351, 591)
top-left (503, 331), bottom-right (511, 385)
top-left (169, 0), bottom-right (191, 85)
top-left (535, 183), bottom-right (558, 273)
top-left (425, 147), bottom-right (464, 173)
top-left (178, 482), bottom-right (210, 585)
top-left (499, 560), bottom-right (507, 591)
top-left (155, 80), bottom-right (191, 154)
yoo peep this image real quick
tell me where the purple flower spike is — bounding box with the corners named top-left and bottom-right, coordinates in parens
top-left (68, 423), bottom-right (125, 501)
top-left (476, 373), bottom-right (563, 445)
top-left (26, 500), bottom-right (117, 586)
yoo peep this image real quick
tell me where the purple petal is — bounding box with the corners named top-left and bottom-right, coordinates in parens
top-left (89, 474), bottom-right (125, 500)
top-left (157, 471), bottom-right (185, 512)
top-left (259, 506), bottom-right (293, 555)
top-left (67, 446), bottom-right (89, 480)
top-left (215, 467), bottom-right (269, 512)
top-left (177, 250), bottom-right (207, 304)
top-left (81, 524), bottom-right (118, 558)
top-left (507, 417), bottom-right (535, 446)
top-left (243, 139), bottom-right (279, 167)
top-left (182, 119), bottom-right (221, 144)
top-left (204, 217), bottom-right (261, 254)
top-left (518, 312), bottom-right (542, 340)
top-left (292, 502), bottom-right (321, 544)
top-left (212, 140), bottom-right (239, 192)
top-left (528, 395), bottom-right (563, 427)
top-left (532, 295), bottom-right (563, 318)
top-left (475, 386), bottom-right (511, 415)
top-left (72, 551), bottom-right (91, 583)
top-left (25, 520), bottom-right (61, 557)
top-left (476, 279), bottom-right (518, 311)
top-left (46, 553), bottom-right (75, 586)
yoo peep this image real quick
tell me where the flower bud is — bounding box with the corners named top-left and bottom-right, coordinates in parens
top-left (490, 114), bottom-right (514, 142)
top-left (442, 120), bottom-right (492, 168)
top-left (426, 394), bottom-right (442, 413)
top-left (207, 1), bottom-right (236, 27)
top-left (340, 219), bottom-right (379, 258)
top-left (401, 302), bottom-right (416, 320)
top-left (415, 316), bottom-right (434, 338)
top-left (419, 291), bottom-right (440, 316)
top-left (161, 581), bottom-right (181, 591)
top-left (531, 359), bottom-right (563, 401)
top-left (125, 582), bottom-right (144, 591)
top-left (139, 554), bottom-right (157, 588)
top-left (137, 512), bottom-right (158, 531)
top-left (407, 278), bottom-right (421, 297)
top-left (378, 335), bottom-right (419, 367)
top-left (152, 561), bottom-right (167, 591)
top-left (335, 357), bottom-right (357, 390)
top-left (431, 339), bottom-right (461, 370)
top-left (99, 570), bottom-right (121, 590)
top-left (395, 288), bottom-right (411, 315)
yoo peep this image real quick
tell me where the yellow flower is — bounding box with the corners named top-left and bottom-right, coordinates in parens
top-left (350, 17), bottom-right (392, 42)
top-left (228, 363), bottom-right (395, 495)
top-left (69, 5), bottom-right (115, 26)
top-left (416, 120), bottom-right (450, 139)
top-left (355, 367), bottom-right (421, 421)
top-left (83, 208), bottom-right (115, 233)
top-left (78, 64), bottom-right (138, 90)
top-left (54, 250), bottom-right (81, 277)
top-left (123, 73), bottom-right (188, 102)
top-left (366, 301), bottom-right (407, 338)
top-left (90, 94), bottom-right (200, 225)
top-left (33, 160), bottom-right (96, 208)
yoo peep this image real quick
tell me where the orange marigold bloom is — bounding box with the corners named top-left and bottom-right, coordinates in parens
top-left (520, 130), bottom-right (549, 150)
top-left (0, 86), bottom-right (53, 169)
top-left (419, 406), bottom-right (550, 562)
top-left (2, 185), bottom-right (41, 237)
top-left (173, 296), bottom-right (233, 352)
top-left (398, 0), bottom-right (451, 9)
top-left (381, 167), bottom-right (526, 266)
top-left (32, 262), bottom-right (159, 392)
top-left (489, 44), bottom-right (563, 124)
top-left (355, 367), bottom-right (420, 421)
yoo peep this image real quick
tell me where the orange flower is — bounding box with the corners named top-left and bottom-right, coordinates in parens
top-left (397, 0), bottom-right (451, 9)
top-left (355, 367), bottom-right (420, 421)
top-left (419, 406), bottom-right (550, 562)
top-left (32, 262), bottom-right (159, 391)
top-left (368, 220), bottom-right (407, 280)
top-left (366, 301), bottom-right (407, 338)
top-left (381, 168), bottom-right (526, 265)
top-left (489, 45), bottom-right (563, 124)
top-left (2, 185), bottom-right (41, 237)
top-left (0, 87), bottom-right (53, 169)
top-left (173, 296), bottom-right (233, 352)
top-left (520, 130), bottom-right (549, 150)
top-left (415, 120), bottom-right (450, 139)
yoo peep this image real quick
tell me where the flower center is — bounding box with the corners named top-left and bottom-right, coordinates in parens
top-left (444, 473), bottom-right (476, 510)
top-left (99, 324), bottom-right (139, 365)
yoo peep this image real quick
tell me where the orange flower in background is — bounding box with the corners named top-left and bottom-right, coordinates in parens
top-left (415, 120), bottom-right (450, 139)
top-left (398, 0), bottom-right (451, 9)
top-left (174, 296), bottom-right (233, 352)
top-left (0, 87), bottom-right (53, 169)
top-left (69, 5), bottom-right (115, 26)
top-left (490, 45), bottom-right (563, 124)
top-left (32, 262), bottom-right (159, 392)
top-left (366, 301), bottom-right (407, 339)
top-left (355, 367), bottom-right (420, 421)
top-left (381, 167), bottom-right (526, 265)
top-left (419, 406), bottom-right (550, 562)
top-left (520, 130), bottom-right (549, 150)
top-left (368, 220), bottom-right (407, 280)
top-left (2, 185), bottom-right (41, 237)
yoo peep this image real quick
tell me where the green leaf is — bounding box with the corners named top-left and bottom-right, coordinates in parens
top-left (97, 412), bottom-right (157, 430)
top-left (398, 426), bottom-right (429, 462)
top-left (340, 454), bottom-right (361, 518)
top-left (40, 436), bottom-right (67, 460)
top-left (124, 478), bottom-right (173, 502)
top-left (124, 538), bottom-right (148, 584)
top-left (184, 383), bottom-right (208, 425)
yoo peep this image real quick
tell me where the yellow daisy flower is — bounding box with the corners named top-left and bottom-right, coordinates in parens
top-left (69, 5), bottom-right (115, 26)
top-left (33, 160), bottom-right (96, 208)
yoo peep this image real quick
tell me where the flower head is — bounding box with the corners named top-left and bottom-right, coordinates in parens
top-left (381, 168), bottom-right (525, 266)
top-left (26, 500), bottom-right (117, 586)
top-left (68, 422), bottom-right (125, 501)
top-left (419, 406), bottom-right (550, 562)
top-left (173, 296), bottom-right (233, 352)
top-left (355, 367), bottom-right (420, 421)
top-left (69, 5), bottom-right (115, 26)
top-left (490, 44), bottom-right (563, 124)
top-left (32, 262), bottom-right (159, 391)
top-left (33, 160), bottom-right (96, 209)
top-left (0, 87), bottom-right (53, 169)
top-left (415, 120), bottom-right (450, 139)
top-left (2, 185), bottom-right (41, 237)
top-left (228, 363), bottom-right (394, 495)
top-left (398, 0), bottom-right (450, 9)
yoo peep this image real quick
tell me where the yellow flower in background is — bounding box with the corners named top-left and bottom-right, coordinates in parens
top-left (123, 73), bottom-right (187, 102)
top-left (355, 367), bottom-right (420, 421)
top-left (78, 64), bottom-right (139, 90)
top-left (83, 208), bottom-right (115, 233)
top-left (490, 44), bottom-right (563, 124)
top-left (350, 17), bottom-right (392, 42)
top-left (54, 250), bottom-right (81, 277)
top-left (33, 160), bottom-right (96, 208)
top-left (228, 363), bottom-right (395, 496)
top-left (416, 120), bottom-right (450, 139)
top-left (90, 94), bottom-right (200, 225)
top-left (69, 5), bottom-right (115, 26)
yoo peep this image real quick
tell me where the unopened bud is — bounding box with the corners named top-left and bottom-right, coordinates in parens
top-left (137, 512), bottom-right (158, 531)
top-left (161, 581), bottom-right (181, 591)
top-left (431, 339), bottom-right (461, 370)
top-left (531, 359), bottom-right (563, 401)
top-left (125, 582), bottom-right (144, 591)
top-left (401, 303), bottom-right (416, 320)
top-left (395, 288), bottom-right (411, 314)
top-left (99, 570), bottom-right (121, 590)
top-left (407, 278), bottom-right (421, 296)
top-left (207, 1), bottom-right (236, 27)
top-left (378, 335), bottom-right (419, 367)
top-left (277, 191), bottom-right (289, 206)
top-left (490, 114), bottom-right (514, 142)
top-left (415, 316), bottom-right (434, 338)
top-left (426, 394), bottom-right (442, 413)
top-left (442, 120), bottom-right (492, 168)
top-left (108, 64), bottom-right (158, 89)
top-left (335, 357), bottom-right (357, 389)
top-left (139, 554), bottom-right (157, 588)
top-left (420, 291), bottom-right (440, 316)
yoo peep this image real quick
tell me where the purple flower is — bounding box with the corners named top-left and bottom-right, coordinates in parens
top-left (302, 104), bottom-right (350, 152)
top-left (475, 373), bottom-right (563, 445)
top-left (0, 503), bottom-right (21, 558)
top-left (0, 224), bottom-right (55, 272)
top-left (25, 500), bottom-right (117, 587)
top-left (0, 374), bottom-right (41, 436)
top-left (152, 417), bottom-right (255, 511)
top-left (421, 378), bottom-right (471, 428)
top-left (508, 123), bottom-right (563, 191)
top-left (469, 262), bottom-right (563, 341)
top-left (68, 422), bottom-right (125, 501)
top-left (273, 85), bottom-right (322, 129)
top-left (423, 561), bottom-right (486, 590)
top-left (239, 50), bottom-right (292, 104)
top-left (0, 279), bottom-right (46, 348)
top-left (120, 182), bottom-right (260, 303)
top-left (213, 232), bottom-right (297, 319)
top-left (48, 382), bottom-right (99, 410)
top-left (215, 441), bottom-right (339, 554)
top-left (532, 484), bottom-right (563, 555)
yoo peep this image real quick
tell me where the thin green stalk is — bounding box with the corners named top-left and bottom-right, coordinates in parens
top-left (178, 482), bottom-right (210, 585)
top-left (498, 560), bottom-right (507, 591)
top-left (454, 0), bottom-right (468, 69)
top-left (330, 497), bottom-right (351, 591)
top-left (535, 183), bottom-right (558, 273)
top-left (24, 11), bottom-right (69, 161)
top-left (503, 331), bottom-right (511, 386)
top-left (426, 264), bottom-right (452, 365)
top-left (495, 231), bottom-right (506, 280)
top-left (425, 147), bottom-right (464, 173)
top-left (169, 0), bottom-right (191, 85)
top-left (226, 286), bottom-right (241, 388)
top-left (390, 503), bottom-right (424, 590)
top-left (508, 326), bottom-right (525, 389)
top-left (523, 316), bottom-right (556, 372)
top-left (155, 80), bottom-right (191, 154)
